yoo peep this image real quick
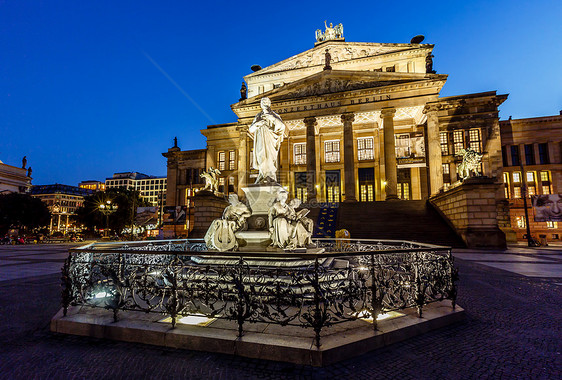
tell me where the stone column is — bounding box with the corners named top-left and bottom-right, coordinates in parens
top-left (304, 117), bottom-right (317, 202)
top-left (237, 127), bottom-right (248, 195)
top-left (381, 107), bottom-right (398, 200)
top-left (425, 107), bottom-right (444, 195)
top-left (342, 113), bottom-right (356, 202)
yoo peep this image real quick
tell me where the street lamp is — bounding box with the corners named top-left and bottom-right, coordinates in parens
top-left (98, 200), bottom-right (118, 238)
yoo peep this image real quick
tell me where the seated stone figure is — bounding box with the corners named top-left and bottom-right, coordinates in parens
top-left (268, 189), bottom-right (313, 250)
top-left (204, 194), bottom-right (251, 251)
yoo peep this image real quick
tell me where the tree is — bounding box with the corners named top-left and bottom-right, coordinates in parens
top-left (75, 188), bottom-right (149, 235)
top-left (0, 193), bottom-right (51, 235)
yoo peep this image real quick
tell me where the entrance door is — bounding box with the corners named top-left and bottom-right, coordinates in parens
top-left (325, 170), bottom-right (341, 203)
top-left (358, 167), bottom-right (375, 202)
top-left (397, 168), bottom-right (411, 200)
top-left (294, 172), bottom-right (308, 202)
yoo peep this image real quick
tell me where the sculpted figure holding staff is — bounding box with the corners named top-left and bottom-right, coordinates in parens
top-left (248, 97), bottom-right (287, 184)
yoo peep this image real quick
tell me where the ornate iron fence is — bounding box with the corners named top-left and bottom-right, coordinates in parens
top-left (61, 239), bottom-right (458, 347)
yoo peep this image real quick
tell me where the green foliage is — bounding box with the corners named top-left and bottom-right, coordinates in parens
top-left (75, 188), bottom-right (150, 234)
top-left (0, 193), bottom-right (51, 234)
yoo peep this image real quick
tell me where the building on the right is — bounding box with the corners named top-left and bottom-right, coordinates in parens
top-left (500, 113), bottom-right (562, 242)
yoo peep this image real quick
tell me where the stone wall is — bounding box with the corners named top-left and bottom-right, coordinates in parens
top-left (189, 191), bottom-right (229, 238)
top-left (430, 177), bottom-right (506, 249)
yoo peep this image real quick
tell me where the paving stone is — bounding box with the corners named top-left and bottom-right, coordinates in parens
top-left (0, 244), bottom-right (560, 379)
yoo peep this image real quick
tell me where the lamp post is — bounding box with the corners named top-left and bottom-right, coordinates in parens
top-left (98, 200), bottom-right (118, 238)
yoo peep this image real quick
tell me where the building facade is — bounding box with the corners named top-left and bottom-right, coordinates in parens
top-left (0, 159), bottom-right (32, 194)
top-left (105, 172), bottom-right (167, 207)
top-left (500, 114), bottom-right (562, 242)
top-left (79, 180), bottom-right (106, 192)
top-left (30, 184), bottom-right (93, 234)
top-left (201, 35), bottom-right (505, 205)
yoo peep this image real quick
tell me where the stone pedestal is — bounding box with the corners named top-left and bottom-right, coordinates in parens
top-left (190, 191), bottom-right (229, 238)
top-left (429, 177), bottom-right (506, 249)
top-left (239, 184), bottom-right (284, 248)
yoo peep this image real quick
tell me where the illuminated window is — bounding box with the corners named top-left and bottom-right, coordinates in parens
top-left (218, 151), bottom-right (226, 171)
top-left (468, 129), bottom-right (481, 152)
top-left (229, 151), bottom-right (236, 170)
top-left (324, 140), bottom-right (340, 163)
top-left (526, 172), bottom-right (535, 182)
top-left (360, 184), bottom-right (374, 202)
top-left (440, 132), bottom-right (449, 155)
top-left (218, 177), bottom-right (225, 193)
top-left (546, 221), bottom-right (558, 229)
top-left (513, 172), bottom-right (521, 183)
top-left (513, 187), bottom-right (521, 198)
top-left (528, 186), bottom-right (536, 196)
top-left (503, 172), bottom-right (510, 198)
top-left (442, 163), bottom-right (450, 175)
top-left (540, 171), bottom-right (550, 182)
top-left (357, 137), bottom-right (374, 160)
top-left (542, 185), bottom-right (551, 195)
top-left (398, 183), bottom-right (410, 200)
top-left (516, 216), bottom-right (526, 229)
top-left (444, 183), bottom-right (451, 191)
top-left (294, 143), bottom-right (306, 165)
top-left (453, 131), bottom-right (464, 154)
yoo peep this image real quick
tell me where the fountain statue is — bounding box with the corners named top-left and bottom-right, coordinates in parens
top-left (204, 97), bottom-right (312, 252)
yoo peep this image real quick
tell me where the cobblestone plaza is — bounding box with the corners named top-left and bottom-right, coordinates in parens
top-left (0, 244), bottom-right (560, 379)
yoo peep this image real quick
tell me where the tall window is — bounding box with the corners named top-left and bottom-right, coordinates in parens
top-left (468, 129), bottom-right (481, 152)
top-left (294, 143), bottom-right (306, 165)
top-left (453, 131), bottom-right (464, 154)
top-left (540, 171), bottom-right (551, 194)
top-left (324, 140), bottom-right (340, 163)
top-left (524, 145), bottom-right (535, 165)
top-left (440, 132), bottom-right (449, 155)
top-left (538, 143), bottom-right (549, 164)
top-left (218, 177), bottom-right (225, 193)
top-left (527, 170), bottom-right (536, 197)
top-left (357, 137), bottom-right (374, 160)
top-left (229, 150), bottom-right (236, 170)
top-left (516, 216), bottom-right (526, 229)
top-left (513, 172), bottom-right (521, 183)
top-left (218, 151), bottom-right (226, 171)
top-left (503, 172), bottom-right (510, 198)
top-left (443, 163), bottom-right (451, 190)
top-left (510, 146), bottom-right (520, 166)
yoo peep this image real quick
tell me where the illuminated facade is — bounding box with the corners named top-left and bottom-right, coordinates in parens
top-left (105, 172), bottom-right (167, 207)
top-left (30, 184), bottom-right (93, 234)
top-left (79, 180), bottom-right (106, 192)
top-left (201, 36), bottom-right (505, 204)
top-left (500, 114), bottom-right (562, 242)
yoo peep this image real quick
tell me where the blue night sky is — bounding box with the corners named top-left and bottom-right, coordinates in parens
top-left (1, 0), bottom-right (561, 186)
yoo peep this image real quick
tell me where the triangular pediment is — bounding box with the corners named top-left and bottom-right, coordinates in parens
top-left (237, 70), bottom-right (445, 106)
top-left (245, 41), bottom-right (432, 77)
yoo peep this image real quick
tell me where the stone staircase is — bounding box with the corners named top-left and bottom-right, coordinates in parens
top-left (325, 200), bottom-right (465, 247)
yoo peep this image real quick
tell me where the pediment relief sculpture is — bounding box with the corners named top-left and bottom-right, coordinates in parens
top-left (274, 78), bottom-right (407, 100)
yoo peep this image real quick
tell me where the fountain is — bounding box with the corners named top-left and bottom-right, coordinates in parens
top-left (50, 98), bottom-right (463, 366)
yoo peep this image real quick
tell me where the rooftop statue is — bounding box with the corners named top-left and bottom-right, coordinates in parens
top-left (315, 21), bottom-right (344, 43)
top-left (248, 97), bottom-right (287, 184)
top-left (456, 148), bottom-right (483, 181)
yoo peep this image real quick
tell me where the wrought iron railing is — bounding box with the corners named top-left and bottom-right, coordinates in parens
top-left (60, 239), bottom-right (458, 347)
